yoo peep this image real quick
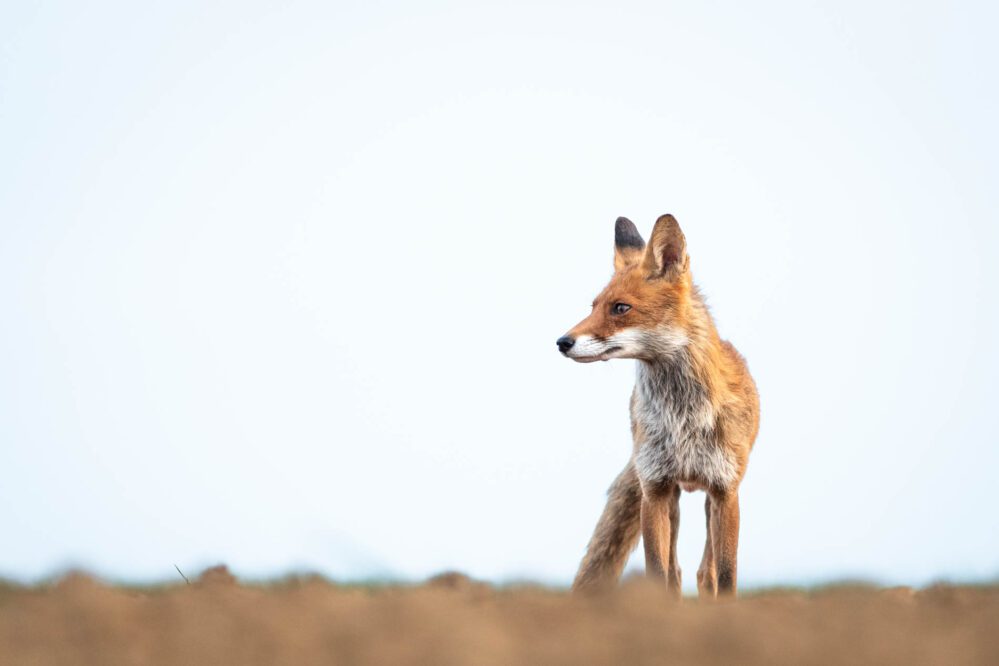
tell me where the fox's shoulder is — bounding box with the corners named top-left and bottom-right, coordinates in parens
top-left (717, 338), bottom-right (760, 439)
top-left (719, 339), bottom-right (746, 369)
top-left (718, 339), bottom-right (755, 389)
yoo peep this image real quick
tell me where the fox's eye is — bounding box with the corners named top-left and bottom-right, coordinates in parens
top-left (612, 303), bottom-right (631, 315)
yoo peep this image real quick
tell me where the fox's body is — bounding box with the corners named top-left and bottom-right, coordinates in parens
top-left (557, 215), bottom-right (759, 598)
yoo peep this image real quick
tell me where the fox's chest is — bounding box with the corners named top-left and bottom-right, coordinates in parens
top-left (631, 362), bottom-right (737, 490)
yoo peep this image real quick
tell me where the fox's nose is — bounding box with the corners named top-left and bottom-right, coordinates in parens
top-left (556, 336), bottom-right (575, 353)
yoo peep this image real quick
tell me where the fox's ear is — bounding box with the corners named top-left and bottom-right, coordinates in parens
top-left (642, 214), bottom-right (688, 279)
top-left (613, 217), bottom-right (645, 271)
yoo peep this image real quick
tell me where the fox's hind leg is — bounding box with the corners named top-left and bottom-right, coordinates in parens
top-left (572, 462), bottom-right (642, 593)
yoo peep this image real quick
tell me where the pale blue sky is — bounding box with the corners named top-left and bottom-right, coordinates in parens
top-left (1, 1), bottom-right (997, 590)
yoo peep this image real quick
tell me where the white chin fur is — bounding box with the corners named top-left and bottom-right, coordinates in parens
top-left (570, 351), bottom-right (621, 363)
top-left (565, 328), bottom-right (688, 362)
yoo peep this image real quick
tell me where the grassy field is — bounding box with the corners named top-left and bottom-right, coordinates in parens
top-left (1, 568), bottom-right (996, 665)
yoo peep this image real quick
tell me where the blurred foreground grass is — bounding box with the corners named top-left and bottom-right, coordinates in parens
top-left (1, 567), bottom-right (996, 665)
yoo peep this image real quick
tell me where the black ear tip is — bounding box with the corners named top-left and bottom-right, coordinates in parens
top-left (614, 216), bottom-right (645, 249)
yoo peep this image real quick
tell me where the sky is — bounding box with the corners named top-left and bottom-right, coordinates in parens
top-left (1, 1), bottom-right (997, 591)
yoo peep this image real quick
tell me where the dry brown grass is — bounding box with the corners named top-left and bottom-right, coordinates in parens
top-left (1, 568), bottom-right (996, 665)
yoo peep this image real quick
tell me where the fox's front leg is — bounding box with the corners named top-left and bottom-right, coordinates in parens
top-left (641, 482), bottom-right (682, 600)
top-left (708, 487), bottom-right (740, 596)
top-left (696, 495), bottom-right (717, 599)
top-left (666, 484), bottom-right (682, 593)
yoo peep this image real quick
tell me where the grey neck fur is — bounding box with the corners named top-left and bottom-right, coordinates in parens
top-left (631, 289), bottom-right (735, 488)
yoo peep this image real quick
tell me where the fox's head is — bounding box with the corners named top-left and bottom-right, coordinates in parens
top-left (557, 214), bottom-right (695, 363)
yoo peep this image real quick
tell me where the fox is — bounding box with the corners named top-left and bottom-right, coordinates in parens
top-left (556, 214), bottom-right (759, 599)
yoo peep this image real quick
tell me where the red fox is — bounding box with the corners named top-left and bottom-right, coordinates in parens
top-left (557, 214), bottom-right (759, 598)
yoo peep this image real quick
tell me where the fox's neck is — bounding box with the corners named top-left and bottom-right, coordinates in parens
top-left (636, 350), bottom-right (703, 407)
top-left (637, 285), bottom-right (723, 401)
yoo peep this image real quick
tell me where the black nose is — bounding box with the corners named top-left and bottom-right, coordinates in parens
top-left (556, 336), bottom-right (575, 353)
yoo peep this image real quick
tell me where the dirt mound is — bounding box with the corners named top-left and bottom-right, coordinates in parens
top-left (0, 572), bottom-right (996, 665)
